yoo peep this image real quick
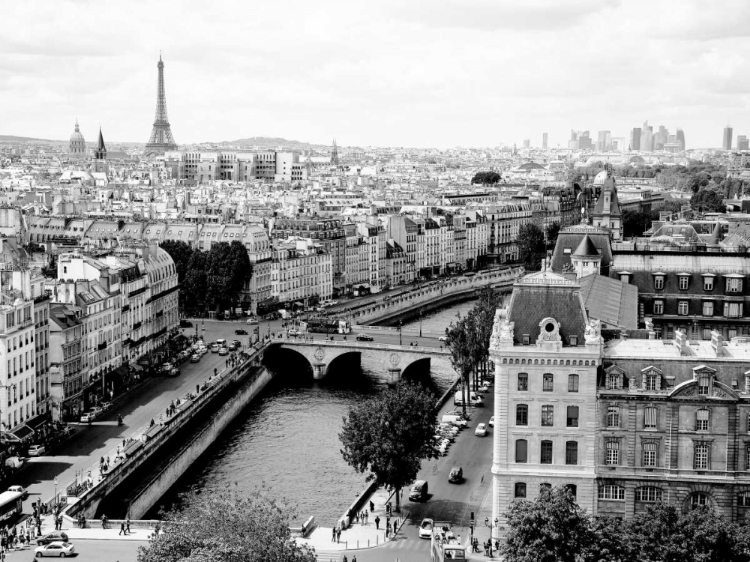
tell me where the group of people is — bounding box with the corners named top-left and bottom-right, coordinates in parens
top-left (0, 528), bottom-right (32, 553)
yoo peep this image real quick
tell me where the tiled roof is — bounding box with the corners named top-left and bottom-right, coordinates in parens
top-left (506, 276), bottom-right (587, 345)
top-left (551, 225), bottom-right (612, 273)
top-left (573, 234), bottom-right (599, 257)
top-left (579, 274), bottom-right (638, 330)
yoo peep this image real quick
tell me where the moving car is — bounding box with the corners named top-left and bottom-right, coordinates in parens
top-left (228, 342), bottom-right (240, 351)
top-left (409, 480), bottom-right (428, 501)
top-left (448, 466), bottom-right (463, 483)
top-left (7, 485), bottom-right (27, 499)
top-left (190, 354), bottom-right (201, 363)
top-left (246, 318), bottom-right (259, 325)
top-left (34, 541), bottom-right (75, 557)
top-left (235, 329), bottom-right (248, 335)
top-left (218, 347), bottom-right (229, 356)
top-left (210, 344), bottom-right (220, 353)
top-left (418, 518), bottom-right (434, 539)
top-left (356, 334), bottom-right (374, 341)
top-left (475, 423), bottom-right (488, 436)
top-left (27, 445), bottom-right (45, 457)
top-left (36, 533), bottom-right (69, 546)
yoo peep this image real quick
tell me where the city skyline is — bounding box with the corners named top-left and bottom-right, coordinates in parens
top-left (3, 0), bottom-right (750, 149)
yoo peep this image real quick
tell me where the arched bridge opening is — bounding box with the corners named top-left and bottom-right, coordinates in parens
top-left (401, 357), bottom-right (432, 383)
top-left (324, 351), bottom-right (362, 380)
top-left (263, 344), bottom-right (313, 380)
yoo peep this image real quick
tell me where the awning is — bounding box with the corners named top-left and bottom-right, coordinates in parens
top-left (8, 425), bottom-right (34, 440)
top-left (26, 414), bottom-right (49, 431)
top-left (111, 365), bottom-right (130, 378)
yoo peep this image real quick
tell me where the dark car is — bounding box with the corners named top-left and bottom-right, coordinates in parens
top-left (356, 334), bottom-right (374, 341)
top-left (179, 320), bottom-right (193, 328)
top-left (37, 532), bottom-right (69, 546)
top-left (235, 329), bottom-right (248, 335)
top-left (448, 466), bottom-right (463, 483)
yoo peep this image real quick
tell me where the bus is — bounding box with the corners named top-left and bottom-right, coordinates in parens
top-left (0, 491), bottom-right (23, 524)
top-left (430, 524), bottom-right (466, 561)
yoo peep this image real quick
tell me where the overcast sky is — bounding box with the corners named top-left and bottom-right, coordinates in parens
top-left (3, 0), bottom-right (750, 149)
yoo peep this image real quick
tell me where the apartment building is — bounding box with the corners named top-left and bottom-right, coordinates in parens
top-left (271, 240), bottom-right (333, 305)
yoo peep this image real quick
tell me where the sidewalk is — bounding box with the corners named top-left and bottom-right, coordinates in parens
top-left (37, 513), bottom-right (153, 542)
top-left (296, 486), bottom-right (408, 553)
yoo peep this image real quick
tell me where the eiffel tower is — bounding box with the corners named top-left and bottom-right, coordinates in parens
top-left (145, 54), bottom-right (178, 154)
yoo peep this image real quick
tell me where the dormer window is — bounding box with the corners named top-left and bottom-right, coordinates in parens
top-left (727, 276), bottom-right (744, 293)
top-left (654, 275), bottom-right (664, 290)
top-left (698, 375), bottom-right (711, 395)
top-left (619, 273), bottom-right (630, 284)
top-left (703, 276), bottom-right (714, 291)
top-left (679, 276), bottom-right (689, 290)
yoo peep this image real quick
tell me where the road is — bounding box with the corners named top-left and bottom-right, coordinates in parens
top-left (2, 539), bottom-right (146, 562)
top-left (14, 321), bottom-right (254, 516)
top-left (326, 381), bottom-right (496, 562)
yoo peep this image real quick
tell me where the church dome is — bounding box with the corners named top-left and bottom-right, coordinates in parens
top-left (69, 120), bottom-right (86, 156)
top-left (70, 121), bottom-right (85, 143)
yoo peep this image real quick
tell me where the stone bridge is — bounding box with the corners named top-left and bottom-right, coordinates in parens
top-left (268, 340), bottom-right (453, 383)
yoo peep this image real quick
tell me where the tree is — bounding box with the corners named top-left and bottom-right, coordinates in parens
top-left (691, 189), bottom-right (726, 213)
top-left (204, 242), bottom-right (252, 311)
top-left (622, 209), bottom-right (658, 238)
top-left (339, 381), bottom-right (439, 512)
top-left (228, 240), bottom-right (253, 301)
top-left (471, 171), bottom-right (502, 185)
top-left (503, 487), bottom-right (593, 562)
top-left (137, 488), bottom-right (316, 562)
top-left (545, 221), bottom-right (561, 250)
top-left (447, 314), bottom-right (475, 416)
top-left (160, 241), bottom-right (195, 309)
top-left (516, 223), bottom-right (545, 272)
top-left (588, 516), bottom-right (635, 562)
top-left (182, 251), bottom-right (208, 312)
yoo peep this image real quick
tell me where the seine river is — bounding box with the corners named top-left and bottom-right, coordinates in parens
top-left (150, 300), bottom-right (476, 525)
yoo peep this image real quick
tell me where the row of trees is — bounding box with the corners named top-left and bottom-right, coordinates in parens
top-left (160, 240), bottom-right (253, 313)
top-left (471, 171), bottom-right (502, 185)
top-left (504, 486), bottom-right (750, 562)
top-left (514, 222), bottom-right (560, 272)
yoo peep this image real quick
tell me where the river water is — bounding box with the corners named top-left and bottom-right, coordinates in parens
top-left (151, 300), bottom-right (477, 525)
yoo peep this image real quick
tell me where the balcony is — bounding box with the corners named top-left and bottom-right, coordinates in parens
top-left (98, 341), bottom-right (107, 351)
top-left (132, 321), bottom-right (142, 331)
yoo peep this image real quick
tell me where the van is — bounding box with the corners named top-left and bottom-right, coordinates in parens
top-left (216, 339), bottom-right (227, 347)
top-left (409, 480), bottom-right (428, 501)
top-left (454, 391), bottom-right (484, 407)
top-left (441, 414), bottom-right (467, 427)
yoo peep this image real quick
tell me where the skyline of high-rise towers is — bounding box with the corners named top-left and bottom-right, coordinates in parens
top-left (145, 54), bottom-right (178, 154)
top-left (723, 125), bottom-right (733, 151)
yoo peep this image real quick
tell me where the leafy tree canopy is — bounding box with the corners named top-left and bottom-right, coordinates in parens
top-left (339, 381), bottom-right (438, 510)
top-left (516, 223), bottom-right (545, 272)
top-left (691, 189), bottom-right (726, 213)
top-left (471, 171), bottom-right (502, 185)
top-left (137, 488), bottom-right (316, 562)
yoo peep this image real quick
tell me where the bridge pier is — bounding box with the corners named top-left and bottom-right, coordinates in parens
top-left (387, 368), bottom-right (401, 386)
top-left (312, 363), bottom-right (327, 380)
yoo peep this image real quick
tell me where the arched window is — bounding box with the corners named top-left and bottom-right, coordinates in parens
top-left (516, 404), bottom-right (528, 426)
top-left (636, 487), bottom-right (663, 502)
top-left (568, 374), bottom-right (579, 393)
top-left (598, 485), bottom-right (625, 501)
top-left (691, 492), bottom-right (709, 509)
top-left (515, 439), bottom-right (528, 463)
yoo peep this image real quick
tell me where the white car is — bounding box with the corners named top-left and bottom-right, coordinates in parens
top-left (418, 518), bottom-right (434, 539)
top-left (34, 542), bottom-right (75, 557)
top-left (475, 423), bottom-right (488, 436)
top-left (80, 412), bottom-right (95, 423)
top-left (27, 445), bottom-right (45, 457)
top-left (489, 416), bottom-right (494, 427)
top-left (439, 336), bottom-right (448, 342)
top-left (218, 347), bottom-right (229, 356)
top-left (246, 318), bottom-right (259, 325)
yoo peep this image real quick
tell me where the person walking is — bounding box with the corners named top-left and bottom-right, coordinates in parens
top-left (119, 522), bottom-right (126, 536)
top-left (126, 517), bottom-right (130, 534)
top-left (385, 526), bottom-right (390, 539)
top-left (393, 520), bottom-right (397, 535)
top-left (374, 516), bottom-right (380, 530)
top-left (369, 500), bottom-right (374, 512)
top-left (331, 527), bottom-right (336, 542)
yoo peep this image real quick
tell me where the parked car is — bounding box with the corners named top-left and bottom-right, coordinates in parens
top-left (210, 344), bottom-right (220, 353)
top-left (80, 412), bottom-right (95, 423)
top-left (356, 334), bottom-right (374, 341)
top-left (448, 466), bottom-right (463, 483)
top-left (34, 542), bottom-right (75, 557)
top-left (489, 416), bottom-right (494, 427)
top-left (475, 423), bottom-right (488, 436)
top-left (7, 485), bottom-right (28, 498)
top-left (36, 533), bottom-right (69, 546)
top-left (228, 342), bottom-right (240, 351)
top-left (27, 445), bottom-right (45, 457)
top-left (418, 518), bottom-right (434, 539)
top-left (190, 354), bottom-right (201, 363)
top-left (162, 362), bottom-right (174, 372)
top-left (218, 347), bottom-right (229, 356)
top-left (235, 329), bottom-right (248, 335)
top-left (100, 401), bottom-right (112, 411)
top-left (90, 406), bottom-right (103, 417)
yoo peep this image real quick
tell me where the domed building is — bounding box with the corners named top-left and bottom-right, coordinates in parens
top-left (69, 119), bottom-right (86, 158)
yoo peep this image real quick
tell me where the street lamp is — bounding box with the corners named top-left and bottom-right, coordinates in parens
top-left (419, 308), bottom-right (423, 339)
top-left (398, 319), bottom-right (402, 346)
top-left (484, 517), bottom-right (499, 556)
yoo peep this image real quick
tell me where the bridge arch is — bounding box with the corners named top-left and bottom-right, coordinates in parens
top-left (402, 357), bottom-right (431, 381)
top-left (325, 351), bottom-right (362, 378)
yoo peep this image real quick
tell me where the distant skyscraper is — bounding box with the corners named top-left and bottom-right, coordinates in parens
top-left (630, 128), bottom-right (641, 151)
top-left (676, 128), bottom-right (686, 152)
top-left (723, 126), bottom-right (733, 151)
top-left (738, 135), bottom-right (749, 151)
top-left (655, 125), bottom-right (669, 150)
top-left (69, 119), bottom-right (86, 158)
top-left (597, 131), bottom-right (611, 151)
top-left (523, 139), bottom-right (530, 149)
top-left (640, 121), bottom-right (653, 152)
top-left (145, 54), bottom-right (178, 154)
top-left (542, 133), bottom-right (548, 150)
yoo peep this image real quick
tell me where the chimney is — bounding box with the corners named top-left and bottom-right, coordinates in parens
top-left (711, 330), bottom-right (724, 357)
top-left (673, 329), bottom-right (689, 355)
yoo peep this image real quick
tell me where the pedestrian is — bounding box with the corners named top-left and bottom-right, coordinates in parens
top-left (126, 517), bottom-right (130, 534)
top-left (342, 556), bottom-right (347, 562)
top-left (354, 512), bottom-right (359, 524)
top-left (331, 527), bottom-right (335, 542)
top-left (374, 515), bottom-right (380, 530)
top-left (393, 520), bottom-right (397, 534)
top-left (102, 514), bottom-right (108, 530)
top-left (352, 556), bottom-right (357, 562)
top-left (385, 526), bottom-right (390, 539)
top-left (386, 515), bottom-right (390, 529)
top-left (369, 500), bottom-right (374, 512)
top-left (119, 522), bottom-right (126, 536)
top-left (335, 527), bottom-right (340, 543)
